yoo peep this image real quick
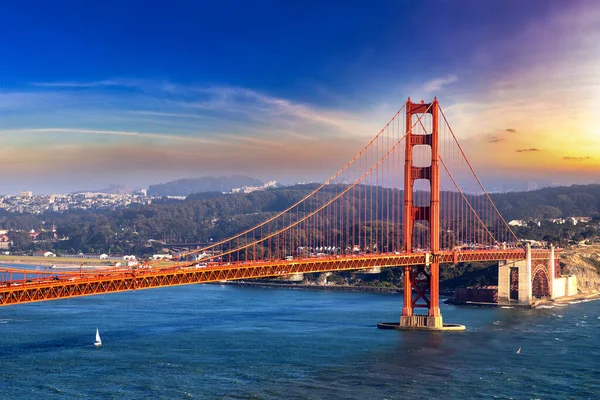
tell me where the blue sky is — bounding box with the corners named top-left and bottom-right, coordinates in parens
top-left (1, 0), bottom-right (599, 193)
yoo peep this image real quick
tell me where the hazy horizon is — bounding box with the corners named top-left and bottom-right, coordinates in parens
top-left (2, 173), bottom-right (598, 197)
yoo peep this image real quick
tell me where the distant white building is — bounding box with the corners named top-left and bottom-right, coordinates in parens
top-left (230, 180), bottom-right (277, 195)
top-left (569, 217), bottom-right (591, 225)
top-left (508, 220), bottom-right (526, 227)
top-left (549, 218), bottom-right (566, 225)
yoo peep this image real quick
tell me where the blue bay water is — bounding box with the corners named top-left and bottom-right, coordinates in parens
top-left (0, 271), bottom-right (598, 399)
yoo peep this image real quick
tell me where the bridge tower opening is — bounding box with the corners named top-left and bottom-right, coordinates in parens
top-left (400, 98), bottom-right (443, 329)
top-left (532, 268), bottom-right (551, 298)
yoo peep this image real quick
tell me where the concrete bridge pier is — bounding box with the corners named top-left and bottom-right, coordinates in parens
top-left (361, 266), bottom-right (381, 274)
top-left (283, 272), bottom-right (304, 282)
top-left (498, 244), bottom-right (532, 305)
top-left (549, 244), bottom-right (556, 300)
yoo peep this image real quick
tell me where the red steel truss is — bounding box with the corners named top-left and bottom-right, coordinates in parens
top-left (0, 249), bottom-right (553, 306)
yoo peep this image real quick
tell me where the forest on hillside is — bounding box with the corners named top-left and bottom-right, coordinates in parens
top-left (489, 184), bottom-right (600, 220)
top-left (1, 184), bottom-right (600, 256)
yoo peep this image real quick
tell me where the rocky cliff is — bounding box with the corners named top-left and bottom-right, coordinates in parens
top-left (560, 245), bottom-right (600, 294)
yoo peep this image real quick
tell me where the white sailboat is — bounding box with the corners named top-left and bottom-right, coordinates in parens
top-left (94, 328), bottom-right (102, 347)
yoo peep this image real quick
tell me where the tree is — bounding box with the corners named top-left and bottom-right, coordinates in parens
top-left (8, 231), bottom-right (33, 251)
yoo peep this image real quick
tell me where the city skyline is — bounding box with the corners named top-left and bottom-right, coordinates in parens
top-left (1, 0), bottom-right (599, 194)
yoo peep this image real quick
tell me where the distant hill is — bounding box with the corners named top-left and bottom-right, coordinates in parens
top-left (74, 184), bottom-right (134, 194)
top-left (490, 184), bottom-right (600, 220)
top-left (148, 175), bottom-right (264, 197)
top-left (3, 182), bottom-right (600, 256)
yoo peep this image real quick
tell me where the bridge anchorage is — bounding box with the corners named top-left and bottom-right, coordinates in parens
top-left (497, 243), bottom-right (575, 305)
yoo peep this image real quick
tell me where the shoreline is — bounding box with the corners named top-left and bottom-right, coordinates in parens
top-left (214, 280), bottom-right (456, 296)
top-left (532, 291), bottom-right (600, 307)
top-left (0, 257), bottom-right (115, 268)
top-left (215, 280), bottom-right (403, 293)
top-left (446, 291), bottom-right (600, 308)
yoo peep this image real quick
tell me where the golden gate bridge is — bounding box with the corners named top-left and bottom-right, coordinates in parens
top-left (0, 98), bottom-right (556, 330)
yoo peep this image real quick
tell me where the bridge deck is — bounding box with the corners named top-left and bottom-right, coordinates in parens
top-left (0, 249), bottom-right (553, 306)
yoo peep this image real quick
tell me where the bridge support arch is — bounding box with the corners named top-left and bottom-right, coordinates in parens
top-left (498, 244), bottom-right (557, 305)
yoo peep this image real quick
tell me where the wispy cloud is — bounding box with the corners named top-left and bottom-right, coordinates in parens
top-left (23, 79), bottom-right (375, 138)
top-left (505, 128), bottom-right (516, 133)
top-left (0, 128), bottom-right (236, 147)
top-left (183, 86), bottom-right (370, 134)
top-left (30, 78), bottom-right (351, 128)
top-left (562, 156), bottom-right (590, 161)
top-left (487, 135), bottom-right (504, 143)
top-left (516, 148), bottom-right (540, 153)
top-left (30, 80), bottom-right (125, 88)
top-left (129, 110), bottom-right (208, 119)
top-left (0, 76), bottom-right (392, 192)
top-left (30, 79), bottom-right (183, 94)
top-left (423, 75), bottom-right (458, 93)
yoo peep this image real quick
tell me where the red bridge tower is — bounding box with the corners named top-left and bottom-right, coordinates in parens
top-left (400, 98), bottom-right (443, 329)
